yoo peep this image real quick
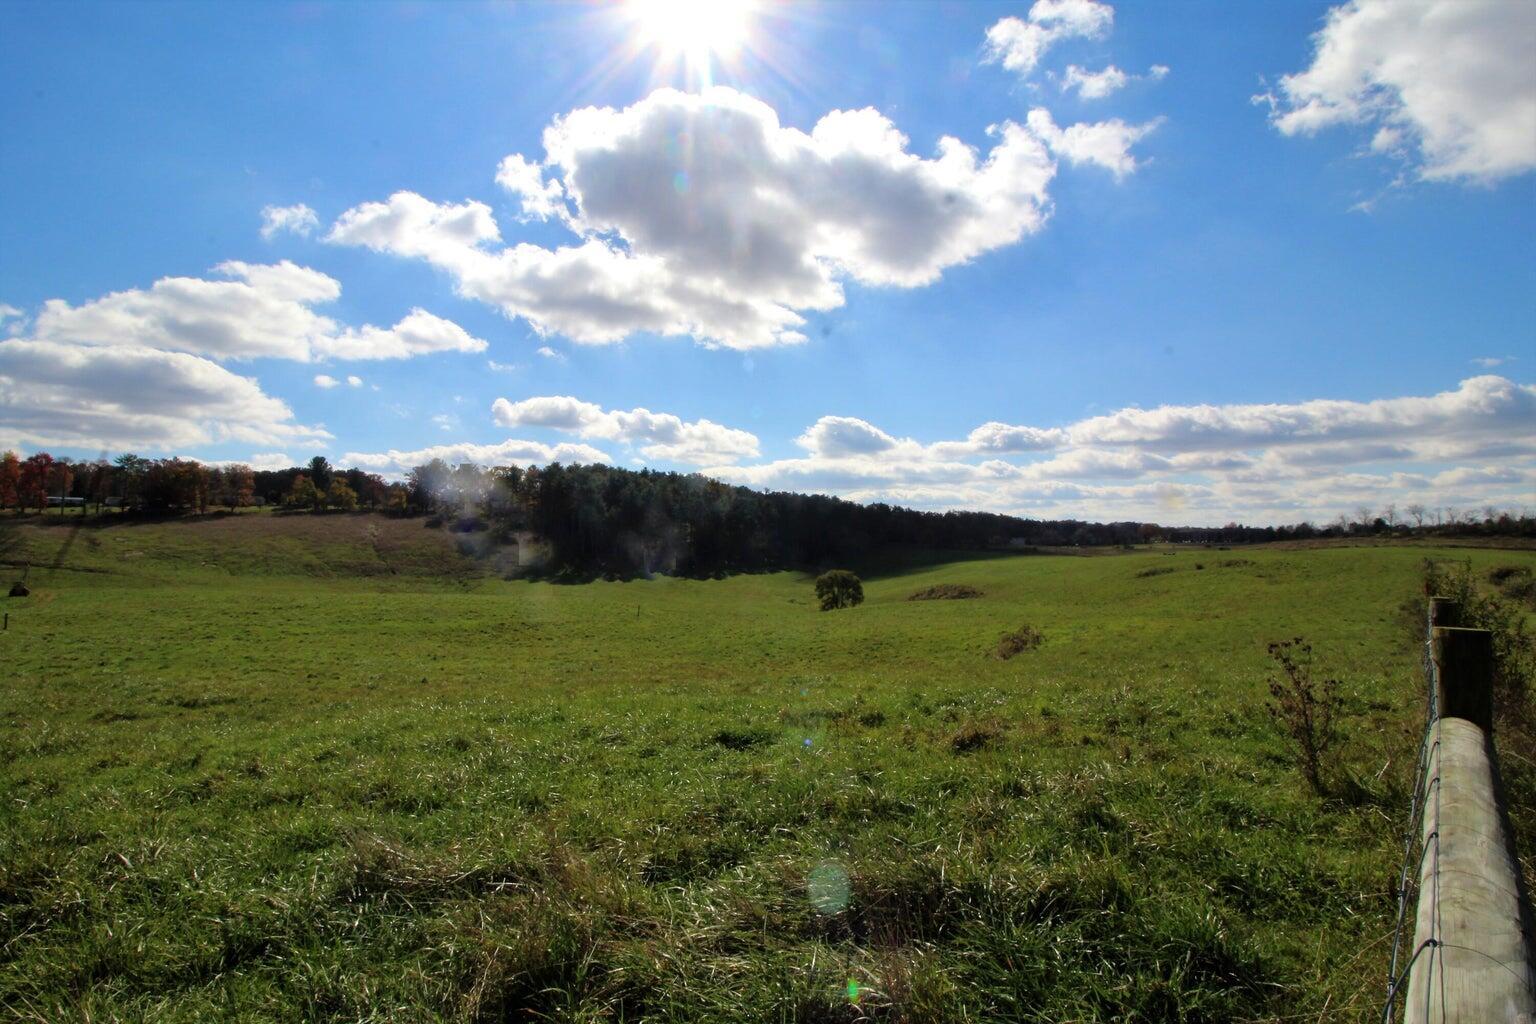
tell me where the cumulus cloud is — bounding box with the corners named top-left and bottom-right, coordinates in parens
top-left (342, 438), bottom-right (611, 476)
top-left (491, 394), bottom-right (759, 465)
top-left (346, 375), bottom-right (363, 387)
top-left (248, 452), bottom-right (294, 471)
top-left (1066, 375), bottom-right (1535, 453)
top-left (314, 308), bottom-right (488, 361)
top-left (703, 376), bottom-right (1536, 525)
top-left (1026, 109), bottom-right (1162, 178)
top-left (314, 374), bottom-right (339, 388)
top-left (496, 154), bottom-right (566, 220)
top-left (984, 0), bottom-right (1114, 77)
top-left (1261, 0), bottom-right (1536, 182)
top-left (0, 337), bottom-right (332, 452)
top-left (260, 203), bottom-right (320, 240)
top-left (25, 261), bottom-right (484, 363)
top-left (1062, 65), bottom-right (1128, 99)
top-left (328, 87), bottom-right (1152, 349)
top-left (536, 346), bottom-right (566, 362)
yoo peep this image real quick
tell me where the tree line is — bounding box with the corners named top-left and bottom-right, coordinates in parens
top-left (3, 451), bottom-right (1531, 575)
top-left (0, 452), bottom-right (406, 514)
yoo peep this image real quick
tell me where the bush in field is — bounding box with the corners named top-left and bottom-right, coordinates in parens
top-left (996, 624), bottom-right (1043, 659)
top-left (815, 570), bottom-right (864, 611)
top-left (1265, 637), bottom-right (1342, 795)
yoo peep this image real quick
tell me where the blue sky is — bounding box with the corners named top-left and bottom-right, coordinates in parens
top-left (1, 0), bottom-right (1532, 525)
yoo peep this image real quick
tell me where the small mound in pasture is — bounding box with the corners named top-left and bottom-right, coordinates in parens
top-left (996, 624), bottom-right (1043, 659)
top-left (908, 584), bottom-right (983, 601)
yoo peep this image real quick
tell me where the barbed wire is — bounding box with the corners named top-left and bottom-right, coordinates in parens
top-left (1381, 603), bottom-right (1442, 1023)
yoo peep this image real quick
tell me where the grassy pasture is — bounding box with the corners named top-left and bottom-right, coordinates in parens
top-left (2, 514), bottom-right (1532, 1022)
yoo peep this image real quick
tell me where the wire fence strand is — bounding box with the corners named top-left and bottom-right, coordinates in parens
top-left (1381, 604), bottom-right (1442, 1023)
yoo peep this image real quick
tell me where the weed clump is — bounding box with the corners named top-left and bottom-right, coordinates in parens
top-left (996, 624), bottom-right (1043, 659)
top-left (908, 584), bottom-right (983, 601)
top-left (1490, 565), bottom-right (1536, 610)
top-left (951, 720), bottom-right (1002, 752)
top-left (1135, 566), bottom-right (1174, 579)
top-left (1265, 637), bottom-right (1342, 795)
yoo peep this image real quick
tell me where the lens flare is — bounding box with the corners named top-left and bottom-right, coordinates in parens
top-left (808, 861), bottom-right (850, 915)
top-left (628, 0), bottom-right (755, 63)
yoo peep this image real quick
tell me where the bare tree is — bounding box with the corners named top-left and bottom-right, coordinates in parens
top-left (1383, 503), bottom-right (1397, 527)
top-left (1407, 503), bottom-right (1426, 528)
top-left (1354, 506), bottom-right (1372, 532)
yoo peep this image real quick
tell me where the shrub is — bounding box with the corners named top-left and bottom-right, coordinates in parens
top-left (996, 624), bottom-right (1043, 659)
top-left (1135, 566), bottom-right (1174, 578)
top-left (814, 570), bottom-right (864, 611)
top-left (1426, 559), bottom-right (1535, 718)
top-left (1489, 565), bottom-right (1536, 610)
top-left (1265, 637), bottom-right (1342, 795)
top-left (908, 584), bottom-right (982, 601)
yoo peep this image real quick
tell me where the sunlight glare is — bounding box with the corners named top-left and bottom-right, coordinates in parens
top-left (629, 0), bottom-right (755, 64)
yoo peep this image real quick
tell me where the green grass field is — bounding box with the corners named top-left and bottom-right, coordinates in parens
top-left (2, 513), bottom-right (1533, 1022)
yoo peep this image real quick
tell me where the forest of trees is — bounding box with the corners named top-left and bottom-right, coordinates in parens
top-left (3, 450), bottom-right (1532, 576)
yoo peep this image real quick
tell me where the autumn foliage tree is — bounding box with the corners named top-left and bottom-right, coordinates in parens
top-left (19, 453), bottom-right (53, 512)
top-left (226, 464), bottom-right (255, 510)
top-left (0, 451), bottom-right (19, 510)
top-left (325, 480), bottom-right (358, 511)
top-left (285, 474), bottom-right (321, 510)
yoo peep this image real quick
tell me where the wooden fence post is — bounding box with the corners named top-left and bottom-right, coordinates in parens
top-left (1402, 624), bottom-right (1536, 1023)
top-left (1431, 627), bottom-right (1493, 732)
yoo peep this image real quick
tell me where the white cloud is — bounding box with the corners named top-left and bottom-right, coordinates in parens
top-left (796, 416), bottom-right (899, 457)
top-left (329, 87), bottom-right (1150, 350)
top-left (984, 1), bottom-right (1114, 78)
top-left (1026, 108), bottom-right (1162, 178)
top-left (0, 304), bottom-right (21, 321)
top-left (536, 346), bottom-right (566, 362)
top-left (342, 438), bottom-right (611, 476)
top-left (314, 308), bottom-right (488, 360)
top-left (0, 337), bottom-right (331, 452)
top-left (248, 452), bottom-right (294, 471)
top-left (314, 374), bottom-right (339, 388)
top-left (1263, 0), bottom-right (1536, 182)
top-left (702, 376), bottom-right (1536, 525)
top-left (1065, 375), bottom-right (1535, 453)
top-left (260, 203), bottom-right (320, 240)
top-left (27, 261), bottom-right (483, 363)
top-left (491, 394), bottom-right (759, 465)
top-left (487, 359), bottom-right (519, 372)
top-left (1062, 65), bottom-right (1128, 99)
top-left (346, 375), bottom-right (363, 387)
top-left (1472, 356), bottom-right (1511, 368)
top-left (1149, 64), bottom-right (1170, 80)
top-left (496, 153), bottom-right (566, 220)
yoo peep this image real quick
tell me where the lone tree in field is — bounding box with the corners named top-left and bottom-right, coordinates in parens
top-left (815, 570), bottom-right (863, 611)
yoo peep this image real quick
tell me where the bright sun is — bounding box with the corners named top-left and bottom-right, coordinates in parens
top-left (628, 0), bottom-right (755, 63)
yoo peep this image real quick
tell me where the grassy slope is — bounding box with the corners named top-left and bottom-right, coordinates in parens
top-left (2, 513), bottom-right (1533, 1022)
